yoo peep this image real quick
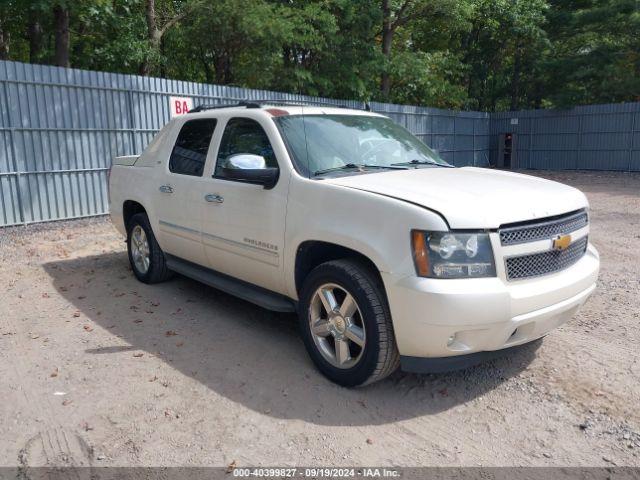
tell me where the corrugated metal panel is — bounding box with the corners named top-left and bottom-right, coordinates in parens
top-left (490, 102), bottom-right (640, 172)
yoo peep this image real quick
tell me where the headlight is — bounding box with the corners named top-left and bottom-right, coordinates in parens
top-left (411, 230), bottom-right (496, 278)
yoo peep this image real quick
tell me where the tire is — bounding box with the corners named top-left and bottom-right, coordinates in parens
top-left (126, 212), bottom-right (173, 284)
top-left (298, 259), bottom-right (400, 387)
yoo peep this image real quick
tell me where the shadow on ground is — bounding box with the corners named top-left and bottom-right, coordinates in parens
top-left (43, 252), bottom-right (540, 427)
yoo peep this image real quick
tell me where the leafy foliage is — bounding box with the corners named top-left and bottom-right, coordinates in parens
top-left (0, 0), bottom-right (637, 110)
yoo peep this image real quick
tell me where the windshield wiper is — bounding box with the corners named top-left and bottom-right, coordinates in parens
top-left (391, 159), bottom-right (451, 167)
top-left (313, 163), bottom-right (407, 176)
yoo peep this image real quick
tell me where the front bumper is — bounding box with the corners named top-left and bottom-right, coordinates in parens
top-left (382, 243), bottom-right (599, 365)
top-left (400, 340), bottom-right (540, 374)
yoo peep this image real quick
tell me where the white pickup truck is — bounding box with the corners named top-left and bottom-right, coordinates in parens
top-left (109, 102), bottom-right (599, 387)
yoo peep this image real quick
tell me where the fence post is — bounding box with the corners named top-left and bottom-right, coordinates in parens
top-left (576, 114), bottom-right (583, 170)
top-left (529, 115), bottom-right (533, 170)
top-left (2, 79), bottom-right (26, 225)
top-left (126, 86), bottom-right (137, 155)
top-left (472, 117), bottom-right (476, 167)
top-left (630, 107), bottom-right (637, 173)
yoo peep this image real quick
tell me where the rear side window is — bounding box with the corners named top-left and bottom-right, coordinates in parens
top-left (169, 119), bottom-right (217, 176)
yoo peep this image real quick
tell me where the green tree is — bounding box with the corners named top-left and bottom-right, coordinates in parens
top-left (460, 0), bottom-right (548, 110)
top-left (0, 0), bottom-right (637, 110)
top-left (544, 0), bottom-right (640, 106)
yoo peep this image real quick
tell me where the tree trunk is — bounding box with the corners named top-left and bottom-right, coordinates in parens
top-left (141, 0), bottom-right (183, 76)
top-left (380, 0), bottom-right (393, 98)
top-left (0, 18), bottom-right (9, 60)
top-left (53, 5), bottom-right (70, 67)
top-left (510, 43), bottom-right (522, 111)
top-left (141, 0), bottom-right (161, 76)
top-left (27, 10), bottom-right (44, 64)
top-left (214, 51), bottom-right (232, 84)
top-left (532, 79), bottom-right (543, 109)
top-left (160, 35), bottom-right (166, 78)
top-left (198, 46), bottom-right (213, 83)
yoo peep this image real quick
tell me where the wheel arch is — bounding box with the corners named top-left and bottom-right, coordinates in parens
top-left (294, 240), bottom-right (385, 297)
top-left (123, 200), bottom-right (147, 230)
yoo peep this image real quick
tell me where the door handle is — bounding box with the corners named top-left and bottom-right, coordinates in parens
top-left (159, 185), bottom-right (173, 194)
top-left (204, 194), bottom-right (224, 204)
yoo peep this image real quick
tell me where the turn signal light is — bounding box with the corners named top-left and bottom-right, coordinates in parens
top-left (411, 230), bottom-right (430, 277)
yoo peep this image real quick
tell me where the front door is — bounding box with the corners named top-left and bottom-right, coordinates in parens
top-left (199, 117), bottom-right (289, 293)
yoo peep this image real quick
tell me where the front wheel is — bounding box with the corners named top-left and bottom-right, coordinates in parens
top-left (298, 259), bottom-right (399, 387)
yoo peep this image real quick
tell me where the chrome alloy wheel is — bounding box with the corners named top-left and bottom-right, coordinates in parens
top-left (130, 225), bottom-right (150, 274)
top-left (309, 283), bottom-right (366, 369)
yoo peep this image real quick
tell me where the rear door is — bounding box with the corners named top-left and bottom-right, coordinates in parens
top-left (199, 116), bottom-right (289, 293)
top-left (154, 118), bottom-right (218, 266)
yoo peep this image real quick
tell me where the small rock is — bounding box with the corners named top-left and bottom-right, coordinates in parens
top-left (542, 452), bottom-right (552, 458)
top-left (366, 438), bottom-right (373, 445)
top-left (96, 455), bottom-right (106, 461)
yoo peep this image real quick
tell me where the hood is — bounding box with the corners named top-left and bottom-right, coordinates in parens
top-left (325, 167), bottom-right (588, 229)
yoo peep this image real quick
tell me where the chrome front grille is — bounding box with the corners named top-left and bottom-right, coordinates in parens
top-left (499, 210), bottom-right (588, 246)
top-left (505, 236), bottom-right (588, 280)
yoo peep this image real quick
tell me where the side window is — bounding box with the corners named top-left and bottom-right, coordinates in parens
top-left (215, 118), bottom-right (277, 177)
top-left (169, 119), bottom-right (217, 176)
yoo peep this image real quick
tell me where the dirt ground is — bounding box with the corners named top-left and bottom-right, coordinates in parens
top-left (1, 170), bottom-right (639, 468)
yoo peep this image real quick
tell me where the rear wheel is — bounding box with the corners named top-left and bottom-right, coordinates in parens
top-left (298, 259), bottom-right (399, 387)
top-left (127, 213), bottom-right (173, 284)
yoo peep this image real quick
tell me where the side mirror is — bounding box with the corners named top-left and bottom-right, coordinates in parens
top-left (220, 154), bottom-right (279, 189)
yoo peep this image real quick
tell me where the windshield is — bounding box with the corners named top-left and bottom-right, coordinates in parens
top-left (275, 114), bottom-right (451, 177)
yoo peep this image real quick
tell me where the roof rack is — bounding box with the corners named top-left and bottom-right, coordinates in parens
top-left (252, 99), bottom-right (372, 111)
top-left (188, 100), bottom-right (372, 113)
top-left (188, 101), bottom-right (261, 113)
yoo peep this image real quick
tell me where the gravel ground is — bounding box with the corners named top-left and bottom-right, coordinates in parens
top-left (1, 170), bottom-right (639, 468)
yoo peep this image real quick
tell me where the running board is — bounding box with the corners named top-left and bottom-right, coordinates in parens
top-left (165, 255), bottom-right (296, 313)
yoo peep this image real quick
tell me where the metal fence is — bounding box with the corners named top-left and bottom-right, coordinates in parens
top-left (490, 103), bottom-right (640, 171)
top-left (2, 60), bottom-right (638, 227)
top-left (0, 60), bottom-right (490, 227)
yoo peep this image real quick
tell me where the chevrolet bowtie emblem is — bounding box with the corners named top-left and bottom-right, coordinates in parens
top-left (552, 234), bottom-right (572, 251)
